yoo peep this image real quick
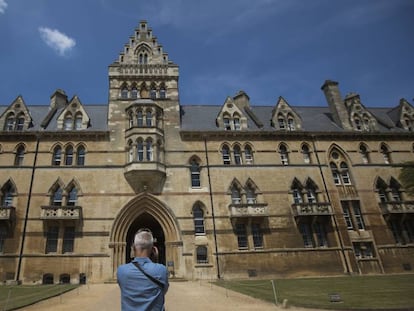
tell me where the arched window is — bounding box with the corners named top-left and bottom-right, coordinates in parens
top-left (233, 145), bottom-right (242, 165)
top-left (146, 110), bottom-right (152, 127)
top-left (76, 146), bottom-right (85, 166)
top-left (359, 144), bottom-right (370, 164)
top-left (42, 274), bottom-right (54, 285)
top-left (277, 114), bottom-right (286, 130)
top-left (14, 145), bottom-right (25, 166)
top-left (150, 87), bottom-right (157, 99)
top-left (330, 162), bottom-right (341, 185)
top-left (279, 144), bottom-right (289, 165)
top-left (1, 183), bottom-right (14, 207)
top-left (75, 114), bottom-right (82, 130)
top-left (196, 246), bottom-right (208, 264)
top-left (244, 145), bottom-right (253, 164)
top-left (137, 110), bottom-right (143, 127)
top-left (128, 112), bottom-right (134, 128)
top-left (287, 116), bottom-right (295, 131)
top-left (67, 187), bottom-right (78, 206)
top-left (121, 86), bottom-right (129, 99)
top-left (389, 179), bottom-right (402, 201)
top-left (16, 115), bottom-right (25, 131)
top-left (246, 184), bottom-right (257, 204)
top-left (193, 204), bottom-right (205, 234)
top-left (65, 146), bottom-right (73, 166)
top-left (376, 178), bottom-right (388, 203)
top-left (233, 116), bottom-right (241, 130)
top-left (340, 162), bottom-right (351, 185)
top-left (128, 141), bottom-right (134, 163)
top-left (146, 139), bottom-right (153, 161)
top-left (5, 114), bottom-right (15, 131)
top-left (291, 180), bottom-right (303, 204)
top-left (64, 114), bottom-right (73, 130)
top-left (159, 87), bottom-right (166, 99)
top-left (306, 186), bottom-right (317, 203)
top-left (380, 144), bottom-right (391, 164)
top-left (223, 114), bottom-right (231, 131)
top-left (190, 159), bottom-right (201, 188)
top-left (52, 187), bottom-right (63, 206)
top-left (231, 185), bottom-right (241, 204)
top-left (302, 144), bottom-right (311, 164)
top-left (52, 146), bottom-right (62, 166)
top-left (137, 139), bottom-right (144, 161)
top-left (131, 87), bottom-right (138, 99)
top-left (222, 145), bottom-right (231, 165)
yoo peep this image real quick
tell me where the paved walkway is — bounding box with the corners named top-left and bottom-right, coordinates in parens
top-left (19, 280), bottom-right (324, 311)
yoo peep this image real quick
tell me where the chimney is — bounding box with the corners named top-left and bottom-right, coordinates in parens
top-left (321, 80), bottom-right (351, 130)
top-left (50, 89), bottom-right (68, 109)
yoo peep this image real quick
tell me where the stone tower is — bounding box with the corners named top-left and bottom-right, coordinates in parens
top-left (107, 20), bottom-right (180, 193)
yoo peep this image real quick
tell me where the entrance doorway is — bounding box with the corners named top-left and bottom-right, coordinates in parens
top-left (125, 212), bottom-right (166, 264)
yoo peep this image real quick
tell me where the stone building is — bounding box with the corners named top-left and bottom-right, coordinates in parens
top-left (0, 21), bottom-right (413, 284)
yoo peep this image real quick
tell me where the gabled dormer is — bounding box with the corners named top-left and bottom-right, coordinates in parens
top-left (271, 96), bottom-right (302, 131)
top-left (0, 95), bottom-right (33, 132)
top-left (56, 96), bottom-right (90, 130)
top-left (388, 98), bottom-right (414, 131)
top-left (216, 95), bottom-right (248, 131)
top-left (344, 93), bottom-right (378, 132)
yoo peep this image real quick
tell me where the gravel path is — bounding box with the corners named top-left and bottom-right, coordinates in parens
top-left (19, 281), bottom-right (325, 311)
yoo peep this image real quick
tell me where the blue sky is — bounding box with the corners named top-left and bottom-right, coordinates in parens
top-left (0, 0), bottom-right (413, 108)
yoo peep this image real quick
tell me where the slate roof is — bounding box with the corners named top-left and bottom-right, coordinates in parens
top-left (0, 104), bottom-right (108, 132)
top-left (180, 104), bottom-right (403, 132)
top-left (0, 102), bottom-right (410, 133)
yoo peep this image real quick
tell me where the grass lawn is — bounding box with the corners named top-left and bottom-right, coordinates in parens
top-left (214, 274), bottom-right (414, 310)
top-left (0, 284), bottom-right (78, 311)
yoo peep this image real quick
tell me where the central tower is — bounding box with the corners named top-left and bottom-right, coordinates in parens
top-left (107, 21), bottom-right (180, 193)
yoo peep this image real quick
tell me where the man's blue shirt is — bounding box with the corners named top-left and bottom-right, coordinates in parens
top-left (117, 257), bottom-right (169, 311)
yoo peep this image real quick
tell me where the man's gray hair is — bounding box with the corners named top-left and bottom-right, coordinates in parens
top-left (134, 230), bottom-right (154, 250)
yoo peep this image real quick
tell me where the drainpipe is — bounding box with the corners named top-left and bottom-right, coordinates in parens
top-left (311, 136), bottom-right (350, 274)
top-left (16, 134), bottom-right (40, 282)
top-left (204, 137), bottom-right (221, 279)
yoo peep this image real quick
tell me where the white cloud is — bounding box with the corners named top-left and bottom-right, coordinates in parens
top-left (38, 27), bottom-right (76, 56)
top-left (0, 0), bottom-right (7, 14)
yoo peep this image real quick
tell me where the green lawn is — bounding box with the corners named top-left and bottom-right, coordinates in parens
top-left (0, 284), bottom-right (78, 311)
top-left (214, 274), bottom-right (414, 310)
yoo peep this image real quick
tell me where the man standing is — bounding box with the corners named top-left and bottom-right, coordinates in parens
top-left (117, 229), bottom-right (169, 311)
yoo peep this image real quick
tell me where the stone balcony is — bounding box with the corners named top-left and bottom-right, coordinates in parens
top-left (291, 202), bottom-right (333, 217)
top-left (379, 201), bottom-right (414, 215)
top-left (0, 205), bottom-right (15, 221)
top-left (40, 205), bottom-right (82, 221)
top-left (229, 203), bottom-right (269, 218)
top-left (124, 162), bottom-right (166, 193)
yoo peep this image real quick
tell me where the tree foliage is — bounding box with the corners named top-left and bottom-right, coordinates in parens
top-left (399, 162), bottom-right (414, 196)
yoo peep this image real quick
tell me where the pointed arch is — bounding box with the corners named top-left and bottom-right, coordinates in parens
top-left (109, 192), bottom-right (181, 277)
top-left (1, 179), bottom-right (17, 207)
top-left (65, 178), bottom-right (83, 196)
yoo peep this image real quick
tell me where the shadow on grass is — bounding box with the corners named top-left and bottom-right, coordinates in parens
top-left (0, 284), bottom-right (78, 311)
top-left (214, 274), bottom-right (414, 310)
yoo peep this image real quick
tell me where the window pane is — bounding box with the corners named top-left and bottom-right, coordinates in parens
top-left (193, 206), bottom-right (205, 234)
top-left (65, 147), bottom-right (73, 165)
top-left (196, 246), bottom-right (208, 264)
top-left (235, 224), bottom-right (248, 249)
top-left (53, 147), bottom-right (62, 166)
top-left (299, 223), bottom-right (314, 248)
top-left (352, 202), bottom-right (365, 230)
top-left (190, 161), bottom-right (201, 188)
top-left (234, 147), bottom-right (242, 165)
top-left (341, 202), bottom-right (353, 229)
top-left (313, 222), bottom-right (328, 247)
top-left (68, 188), bottom-right (77, 206)
top-left (53, 188), bottom-right (63, 206)
top-left (62, 227), bottom-right (75, 253)
top-left (46, 226), bottom-right (59, 253)
top-left (76, 147), bottom-right (85, 166)
top-left (251, 223), bottom-right (263, 248)
top-left (222, 146), bottom-right (231, 165)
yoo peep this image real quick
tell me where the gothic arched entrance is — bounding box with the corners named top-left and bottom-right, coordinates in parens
top-left (109, 192), bottom-right (182, 279)
top-left (125, 213), bottom-right (166, 264)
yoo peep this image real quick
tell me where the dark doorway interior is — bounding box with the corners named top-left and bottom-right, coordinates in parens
top-left (126, 213), bottom-right (166, 264)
